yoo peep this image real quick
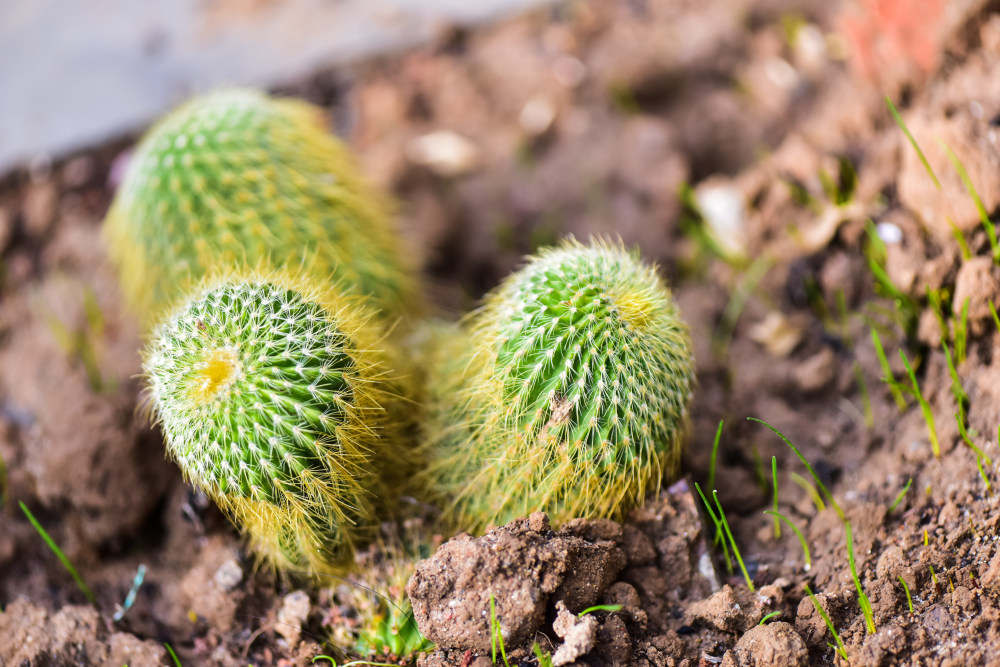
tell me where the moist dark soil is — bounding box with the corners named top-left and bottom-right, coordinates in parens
top-left (3, 0), bottom-right (1000, 665)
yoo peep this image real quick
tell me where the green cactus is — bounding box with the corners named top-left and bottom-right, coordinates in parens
top-left (418, 239), bottom-right (695, 531)
top-left (144, 269), bottom-right (411, 576)
top-left (104, 88), bottom-right (419, 327)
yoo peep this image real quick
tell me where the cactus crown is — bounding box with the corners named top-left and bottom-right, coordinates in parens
top-left (420, 239), bottom-right (694, 530)
top-left (105, 88), bottom-right (418, 326)
top-left (145, 269), bottom-right (403, 575)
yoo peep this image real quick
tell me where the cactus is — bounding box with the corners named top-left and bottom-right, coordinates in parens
top-left (419, 239), bottom-right (694, 531)
top-left (104, 88), bottom-right (419, 327)
top-left (143, 269), bottom-right (411, 575)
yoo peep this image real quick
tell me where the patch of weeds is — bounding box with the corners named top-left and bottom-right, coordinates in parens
top-left (19, 501), bottom-right (95, 604)
top-left (803, 583), bottom-right (848, 661)
top-left (899, 350), bottom-right (940, 457)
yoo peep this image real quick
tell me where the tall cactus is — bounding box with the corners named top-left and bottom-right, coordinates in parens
top-left (144, 269), bottom-right (411, 575)
top-left (419, 239), bottom-right (694, 531)
top-left (104, 88), bottom-right (419, 327)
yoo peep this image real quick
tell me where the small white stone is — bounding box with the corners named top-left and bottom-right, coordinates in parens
top-left (876, 221), bottom-right (903, 245)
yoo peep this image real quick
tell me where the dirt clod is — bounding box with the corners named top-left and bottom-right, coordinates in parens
top-left (407, 512), bottom-right (625, 653)
top-left (720, 622), bottom-right (808, 667)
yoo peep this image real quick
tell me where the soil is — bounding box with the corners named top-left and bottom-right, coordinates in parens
top-left (3, 0), bottom-right (1000, 665)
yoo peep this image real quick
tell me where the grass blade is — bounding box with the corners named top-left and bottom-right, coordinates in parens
top-left (803, 583), bottom-right (848, 661)
top-left (707, 419), bottom-right (724, 492)
top-left (885, 96), bottom-right (940, 188)
top-left (898, 576), bottom-right (914, 614)
top-left (845, 521), bottom-right (876, 634)
top-left (941, 140), bottom-right (1000, 262)
top-left (899, 350), bottom-right (940, 457)
top-left (888, 478), bottom-right (912, 512)
top-left (770, 456), bottom-right (780, 538)
top-left (763, 510), bottom-right (811, 571)
top-left (19, 501), bottom-right (95, 604)
top-left (712, 490), bottom-right (755, 591)
top-left (165, 643), bottom-right (182, 667)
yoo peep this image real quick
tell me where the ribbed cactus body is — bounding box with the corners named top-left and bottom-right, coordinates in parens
top-left (105, 88), bottom-right (418, 326)
top-left (420, 240), bottom-right (694, 530)
top-left (145, 271), bottom-right (407, 575)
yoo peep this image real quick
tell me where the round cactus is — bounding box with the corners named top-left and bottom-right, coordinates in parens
top-left (419, 239), bottom-right (695, 531)
top-left (104, 88), bottom-right (419, 327)
top-left (144, 269), bottom-right (410, 575)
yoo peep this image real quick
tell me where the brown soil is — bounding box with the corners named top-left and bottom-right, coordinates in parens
top-left (3, 0), bottom-right (1000, 665)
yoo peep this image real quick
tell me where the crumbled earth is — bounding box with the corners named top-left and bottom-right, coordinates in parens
top-left (4, 0), bottom-right (1000, 665)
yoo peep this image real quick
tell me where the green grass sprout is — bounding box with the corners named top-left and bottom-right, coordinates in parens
top-left (955, 298), bottom-right (970, 364)
top-left (899, 350), bottom-right (940, 457)
top-left (19, 501), bottom-right (96, 604)
top-left (708, 419), bottom-right (724, 493)
top-left (771, 456), bottom-right (781, 539)
top-left (695, 482), bottom-right (732, 571)
top-left (763, 510), bottom-right (812, 571)
top-left (165, 643), bottom-right (182, 667)
top-left (885, 96), bottom-right (940, 188)
top-left (532, 644), bottom-right (555, 667)
top-left (929, 565), bottom-right (938, 587)
top-left (950, 219), bottom-right (972, 260)
top-left (989, 300), bottom-right (1000, 334)
top-left (748, 417), bottom-right (843, 520)
top-left (578, 604), bottom-right (623, 617)
top-left (790, 472), bottom-right (826, 512)
top-left (853, 362), bottom-right (874, 428)
top-left (489, 594), bottom-right (510, 667)
top-left (712, 490), bottom-right (755, 591)
top-left (803, 583), bottom-right (848, 661)
top-left (846, 521), bottom-right (876, 634)
top-left (898, 576), bottom-right (914, 614)
top-left (956, 414), bottom-right (992, 491)
top-left (942, 341), bottom-right (969, 422)
top-left (941, 141), bottom-right (1000, 262)
top-left (759, 610), bottom-right (782, 625)
top-left (888, 478), bottom-right (912, 511)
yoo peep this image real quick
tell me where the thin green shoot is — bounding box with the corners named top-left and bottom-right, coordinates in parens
top-left (803, 583), bottom-right (848, 661)
top-left (955, 298), bottom-right (970, 364)
top-left (712, 490), bottom-right (755, 591)
top-left (950, 219), bottom-right (972, 260)
top-left (532, 644), bottom-right (554, 667)
top-left (871, 328), bottom-right (906, 409)
top-left (714, 256), bottom-right (773, 358)
top-left (888, 479), bottom-right (912, 512)
top-left (956, 414), bottom-right (992, 491)
top-left (942, 341), bottom-right (968, 422)
top-left (929, 565), bottom-right (938, 586)
top-left (853, 362), bottom-right (873, 428)
top-left (990, 300), bottom-right (1000, 334)
top-left (845, 521), bottom-right (876, 634)
top-left (899, 350), bottom-right (940, 457)
top-left (763, 510), bottom-right (811, 571)
top-left (771, 456), bottom-right (781, 539)
top-left (19, 501), bottom-right (95, 604)
top-left (750, 446), bottom-right (770, 495)
top-left (748, 417), bottom-right (843, 520)
top-left (885, 96), bottom-right (940, 188)
top-left (695, 482), bottom-right (733, 572)
top-left (578, 604), bottom-right (623, 617)
top-left (165, 643), bottom-right (182, 667)
top-left (863, 221), bottom-right (919, 324)
top-left (926, 288), bottom-right (950, 345)
top-left (790, 472), bottom-right (826, 512)
top-left (898, 576), bottom-right (914, 614)
top-left (707, 420), bottom-right (724, 493)
top-left (489, 594), bottom-right (510, 667)
top-left (759, 611), bottom-right (782, 625)
top-left (941, 140), bottom-right (1000, 262)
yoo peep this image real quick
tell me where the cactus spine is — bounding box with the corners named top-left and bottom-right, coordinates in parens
top-left (419, 239), bottom-right (694, 531)
top-left (104, 88), bottom-right (419, 327)
top-left (144, 269), bottom-right (410, 575)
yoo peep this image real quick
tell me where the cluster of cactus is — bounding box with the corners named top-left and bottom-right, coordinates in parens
top-left (417, 239), bottom-right (695, 531)
top-left (105, 87), bottom-right (694, 660)
top-left (104, 88), bottom-right (418, 327)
